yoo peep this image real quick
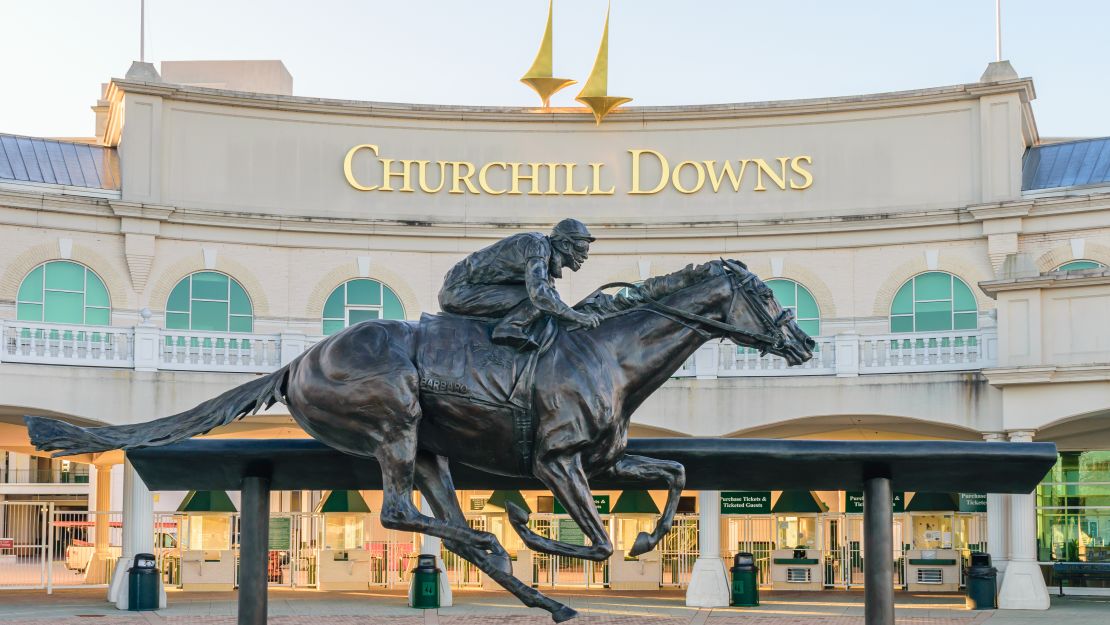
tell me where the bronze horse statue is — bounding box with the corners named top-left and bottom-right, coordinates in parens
top-left (27, 258), bottom-right (813, 621)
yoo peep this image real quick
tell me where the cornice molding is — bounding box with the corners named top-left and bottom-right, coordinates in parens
top-left (983, 364), bottom-right (1110, 386)
top-left (107, 77), bottom-right (1038, 124)
top-left (979, 270), bottom-right (1110, 298)
top-left (968, 201), bottom-right (1033, 221)
top-left (0, 186), bottom-right (1106, 248)
top-left (109, 201), bottom-right (176, 221)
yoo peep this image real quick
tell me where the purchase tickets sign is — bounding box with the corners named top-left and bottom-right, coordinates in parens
top-left (720, 491), bottom-right (772, 514)
top-left (959, 493), bottom-right (987, 513)
top-left (344, 144), bottom-right (813, 197)
top-left (554, 495), bottom-right (610, 515)
top-left (845, 491), bottom-right (906, 514)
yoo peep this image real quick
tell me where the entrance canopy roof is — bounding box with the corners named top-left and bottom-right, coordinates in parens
top-left (771, 490), bottom-right (827, 514)
top-left (129, 438), bottom-right (1056, 494)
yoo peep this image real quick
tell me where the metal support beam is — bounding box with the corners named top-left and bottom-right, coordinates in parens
top-left (864, 476), bottom-right (895, 625)
top-left (239, 475), bottom-right (271, 625)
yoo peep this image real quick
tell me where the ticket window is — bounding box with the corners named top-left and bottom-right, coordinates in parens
top-left (488, 515), bottom-right (524, 552)
top-left (185, 515), bottom-right (232, 551)
top-left (617, 517), bottom-right (656, 553)
top-left (323, 514), bottom-right (364, 551)
top-left (911, 513), bottom-right (953, 549)
top-left (777, 516), bottom-right (819, 550)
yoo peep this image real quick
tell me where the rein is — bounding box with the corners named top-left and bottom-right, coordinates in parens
top-left (581, 276), bottom-right (787, 350)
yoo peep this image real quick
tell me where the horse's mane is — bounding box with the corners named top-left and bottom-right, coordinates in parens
top-left (577, 260), bottom-right (730, 315)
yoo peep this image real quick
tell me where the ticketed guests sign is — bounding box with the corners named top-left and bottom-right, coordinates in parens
top-left (720, 491), bottom-right (771, 514)
top-left (959, 493), bottom-right (987, 513)
top-left (846, 491), bottom-right (906, 514)
top-left (555, 495), bottom-right (610, 515)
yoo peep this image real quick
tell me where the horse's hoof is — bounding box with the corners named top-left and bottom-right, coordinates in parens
top-left (552, 605), bottom-right (578, 622)
top-left (507, 501), bottom-right (529, 526)
top-left (629, 531), bottom-right (654, 557)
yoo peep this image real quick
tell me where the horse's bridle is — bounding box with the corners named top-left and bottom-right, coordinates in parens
top-left (585, 260), bottom-right (795, 354)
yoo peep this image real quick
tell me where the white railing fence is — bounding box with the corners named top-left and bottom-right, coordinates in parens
top-left (1, 319), bottom-right (997, 378)
top-left (675, 329), bottom-right (997, 379)
top-left (158, 329), bottom-right (281, 373)
top-left (0, 320), bottom-right (307, 374)
top-left (2, 321), bottom-right (132, 368)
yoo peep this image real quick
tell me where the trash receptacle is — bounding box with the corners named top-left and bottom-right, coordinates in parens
top-left (965, 552), bottom-right (997, 610)
top-left (410, 554), bottom-right (440, 609)
top-left (128, 553), bottom-right (160, 611)
top-left (730, 552), bottom-right (759, 607)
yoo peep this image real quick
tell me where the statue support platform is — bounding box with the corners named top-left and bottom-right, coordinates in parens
top-left (128, 437), bottom-right (1055, 624)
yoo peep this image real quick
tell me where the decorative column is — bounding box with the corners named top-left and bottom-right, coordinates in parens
top-left (409, 497), bottom-right (452, 607)
top-left (686, 490), bottom-right (729, 607)
top-left (982, 433), bottom-right (1010, 579)
top-left (110, 459), bottom-right (165, 609)
top-left (997, 430), bottom-right (1049, 610)
top-left (85, 464), bottom-right (114, 585)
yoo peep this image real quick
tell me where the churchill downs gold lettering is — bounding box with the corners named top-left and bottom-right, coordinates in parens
top-left (344, 145), bottom-right (813, 196)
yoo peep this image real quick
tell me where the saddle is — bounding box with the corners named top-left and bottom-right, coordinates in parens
top-left (415, 313), bottom-right (558, 473)
top-left (415, 312), bottom-right (558, 410)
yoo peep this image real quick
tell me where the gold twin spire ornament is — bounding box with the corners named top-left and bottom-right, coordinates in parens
top-left (520, 0), bottom-right (576, 108)
top-left (519, 0), bottom-right (632, 124)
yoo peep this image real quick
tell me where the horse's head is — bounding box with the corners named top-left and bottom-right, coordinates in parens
top-left (719, 259), bottom-right (815, 366)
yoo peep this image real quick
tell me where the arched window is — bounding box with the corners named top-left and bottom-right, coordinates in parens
top-left (889, 272), bottom-right (977, 333)
top-left (166, 272), bottom-right (254, 332)
top-left (766, 279), bottom-right (821, 337)
top-left (16, 261), bottom-right (110, 325)
top-left (1055, 260), bottom-right (1105, 271)
top-left (322, 279), bottom-right (406, 335)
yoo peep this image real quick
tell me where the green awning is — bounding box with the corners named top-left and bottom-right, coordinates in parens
top-left (315, 490), bottom-right (371, 513)
top-left (611, 490), bottom-right (660, 515)
top-left (905, 492), bottom-right (959, 512)
top-left (771, 490), bottom-right (828, 514)
top-left (177, 490), bottom-right (237, 513)
top-left (486, 490), bottom-right (531, 514)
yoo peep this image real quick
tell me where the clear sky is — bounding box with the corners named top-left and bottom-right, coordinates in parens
top-left (3, 1), bottom-right (1108, 139)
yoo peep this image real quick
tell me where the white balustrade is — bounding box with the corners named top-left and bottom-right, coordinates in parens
top-left (1, 320), bottom-right (997, 379)
top-left (1, 320), bottom-right (133, 367)
top-left (858, 329), bottom-right (996, 374)
top-left (673, 329), bottom-right (996, 378)
top-left (718, 336), bottom-right (837, 376)
top-left (158, 329), bottom-right (281, 372)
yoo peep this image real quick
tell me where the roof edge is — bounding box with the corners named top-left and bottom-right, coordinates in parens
top-left (106, 77), bottom-right (1037, 123)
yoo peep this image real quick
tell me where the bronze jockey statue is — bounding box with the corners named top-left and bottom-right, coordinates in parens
top-left (439, 218), bottom-right (603, 350)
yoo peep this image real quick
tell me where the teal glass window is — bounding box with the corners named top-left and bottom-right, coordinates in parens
top-left (766, 279), bottom-right (821, 337)
top-left (1036, 451), bottom-right (1110, 563)
top-left (322, 279), bottom-right (406, 335)
top-left (889, 272), bottom-right (977, 333)
top-left (165, 272), bottom-right (253, 332)
top-left (16, 261), bottom-right (111, 326)
top-left (1055, 260), bottom-right (1105, 271)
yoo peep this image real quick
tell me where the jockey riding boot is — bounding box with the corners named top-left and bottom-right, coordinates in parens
top-left (491, 303), bottom-right (542, 351)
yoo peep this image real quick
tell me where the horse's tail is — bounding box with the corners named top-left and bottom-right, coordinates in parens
top-left (25, 364), bottom-right (291, 457)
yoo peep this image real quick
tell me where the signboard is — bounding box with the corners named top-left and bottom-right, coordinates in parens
top-left (554, 495), bottom-right (610, 515)
top-left (720, 491), bottom-right (771, 515)
top-left (557, 519), bottom-right (586, 546)
top-left (959, 493), bottom-right (987, 513)
top-left (268, 517), bottom-right (291, 551)
top-left (0, 538), bottom-right (14, 550)
top-left (845, 491), bottom-right (905, 514)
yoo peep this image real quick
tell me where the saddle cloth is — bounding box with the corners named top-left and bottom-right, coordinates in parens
top-left (415, 312), bottom-right (557, 411)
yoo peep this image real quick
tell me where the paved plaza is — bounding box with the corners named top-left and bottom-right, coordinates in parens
top-left (0, 589), bottom-right (1104, 625)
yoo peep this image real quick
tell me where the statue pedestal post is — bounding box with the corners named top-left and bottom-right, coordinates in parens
top-left (686, 490), bottom-right (729, 607)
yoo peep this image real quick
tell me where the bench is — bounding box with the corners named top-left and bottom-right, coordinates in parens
top-left (1052, 562), bottom-right (1110, 596)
